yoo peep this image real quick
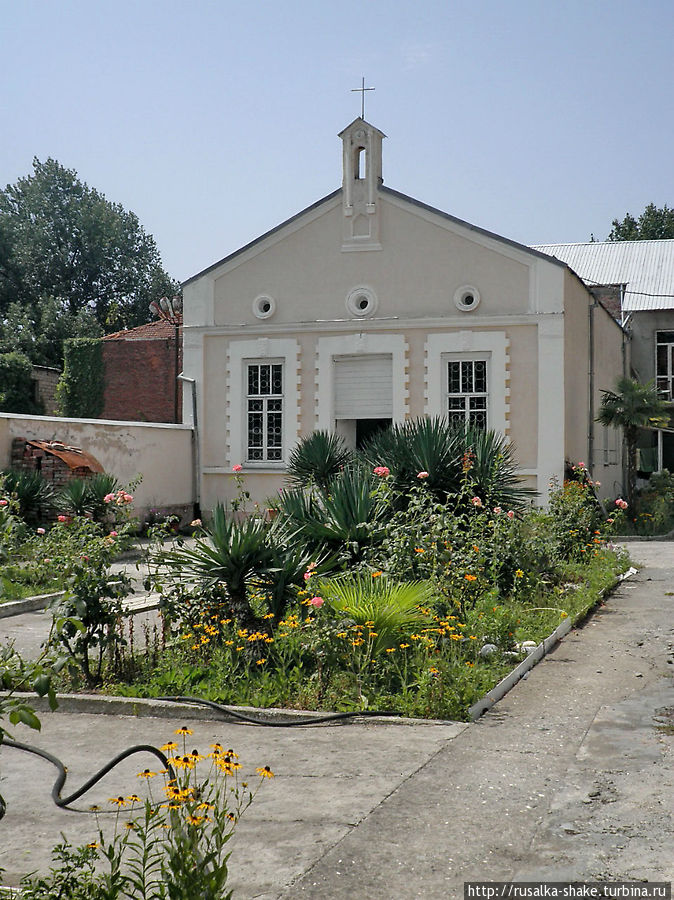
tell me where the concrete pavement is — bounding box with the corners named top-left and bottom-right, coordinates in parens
top-left (0, 541), bottom-right (673, 897)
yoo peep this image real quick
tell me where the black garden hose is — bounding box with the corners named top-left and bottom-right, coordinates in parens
top-left (1, 738), bottom-right (172, 817)
top-left (158, 695), bottom-right (400, 726)
top-left (1, 696), bottom-right (396, 819)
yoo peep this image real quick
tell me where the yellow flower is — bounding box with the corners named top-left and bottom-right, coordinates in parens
top-left (109, 796), bottom-right (130, 808)
top-left (256, 765), bottom-right (275, 779)
top-left (464, 574), bottom-right (477, 582)
top-left (386, 648), bottom-right (396, 653)
top-left (137, 768), bottom-right (158, 778)
top-left (515, 569), bottom-right (524, 578)
top-left (186, 814), bottom-right (206, 826)
top-left (87, 841), bottom-right (99, 849)
top-left (174, 726), bottom-right (193, 736)
top-left (263, 612), bottom-right (274, 619)
top-left (399, 642), bottom-right (410, 649)
top-left (372, 571), bottom-right (382, 577)
top-left (126, 794), bottom-right (142, 803)
top-left (256, 658), bottom-right (267, 665)
top-left (414, 547), bottom-right (425, 554)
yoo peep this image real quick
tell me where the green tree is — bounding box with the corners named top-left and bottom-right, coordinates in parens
top-left (56, 337), bottom-right (104, 418)
top-left (0, 157), bottom-right (178, 357)
top-left (607, 203), bottom-right (674, 241)
top-left (0, 351), bottom-right (43, 414)
top-left (596, 376), bottom-right (670, 507)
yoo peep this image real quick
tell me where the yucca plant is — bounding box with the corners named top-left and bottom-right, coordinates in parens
top-left (463, 426), bottom-right (535, 511)
top-left (1, 469), bottom-right (54, 524)
top-left (86, 472), bottom-right (120, 522)
top-left (276, 464), bottom-right (388, 563)
top-left (57, 477), bottom-right (93, 517)
top-left (286, 430), bottom-right (354, 493)
top-left (158, 503), bottom-right (274, 632)
top-left (317, 574), bottom-right (435, 655)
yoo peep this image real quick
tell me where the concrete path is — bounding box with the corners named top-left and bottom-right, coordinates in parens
top-left (0, 541), bottom-right (673, 898)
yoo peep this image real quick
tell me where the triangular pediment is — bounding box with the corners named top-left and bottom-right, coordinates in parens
top-left (338, 117), bottom-right (386, 140)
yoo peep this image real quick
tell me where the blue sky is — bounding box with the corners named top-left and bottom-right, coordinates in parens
top-left (2, 0), bottom-right (672, 283)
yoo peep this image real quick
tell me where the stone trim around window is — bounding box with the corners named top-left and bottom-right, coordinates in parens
top-left (424, 331), bottom-right (509, 434)
top-left (226, 338), bottom-right (300, 469)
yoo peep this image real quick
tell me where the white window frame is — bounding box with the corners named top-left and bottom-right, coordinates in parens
top-left (425, 331), bottom-right (509, 434)
top-left (226, 338), bottom-right (300, 469)
top-left (245, 360), bottom-right (284, 464)
top-left (445, 355), bottom-right (489, 429)
top-left (655, 330), bottom-right (674, 401)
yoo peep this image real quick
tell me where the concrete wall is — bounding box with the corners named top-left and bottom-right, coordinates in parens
top-left (630, 310), bottom-right (674, 384)
top-left (0, 413), bottom-right (194, 521)
top-left (31, 366), bottom-right (61, 416)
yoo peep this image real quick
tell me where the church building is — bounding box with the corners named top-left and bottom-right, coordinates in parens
top-left (181, 117), bottom-right (626, 510)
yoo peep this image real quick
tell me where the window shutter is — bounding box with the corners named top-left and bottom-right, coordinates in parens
top-left (334, 354), bottom-right (392, 419)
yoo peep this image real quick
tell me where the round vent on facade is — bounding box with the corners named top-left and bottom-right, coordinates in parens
top-left (346, 286), bottom-right (378, 318)
top-left (253, 295), bottom-right (276, 319)
top-left (454, 285), bottom-right (481, 312)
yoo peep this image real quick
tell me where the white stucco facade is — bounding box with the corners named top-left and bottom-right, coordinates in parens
top-left (182, 117), bottom-right (625, 511)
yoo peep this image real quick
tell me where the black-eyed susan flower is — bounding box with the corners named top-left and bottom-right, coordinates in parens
top-left (256, 766), bottom-right (274, 779)
top-left (174, 726), bottom-right (193, 736)
top-left (109, 796), bottom-right (130, 808)
top-left (159, 741), bottom-right (178, 752)
top-left (126, 794), bottom-right (142, 803)
top-left (137, 768), bottom-right (157, 779)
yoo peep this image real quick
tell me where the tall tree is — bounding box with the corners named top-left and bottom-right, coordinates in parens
top-left (0, 157), bottom-right (179, 355)
top-left (608, 203), bottom-right (674, 241)
top-left (596, 377), bottom-right (670, 508)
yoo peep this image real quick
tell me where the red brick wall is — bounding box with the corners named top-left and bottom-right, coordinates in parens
top-left (101, 334), bottom-right (182, 423)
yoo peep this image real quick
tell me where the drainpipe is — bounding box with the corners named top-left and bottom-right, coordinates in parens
top-left (588, 296), bottom-right (596, 476)
top-left (177, 374), bottom-right (201, 519)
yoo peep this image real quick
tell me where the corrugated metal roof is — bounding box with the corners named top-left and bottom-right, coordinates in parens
top-left (531, 239), bottom-right (674, 311)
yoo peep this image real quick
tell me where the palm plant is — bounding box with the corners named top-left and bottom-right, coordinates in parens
top-left (317, 574), bottom-right (435, 655)
top-left (286, 430), bottom-right (354, 493)
top-left (596, 377), bottom-right (670, 508)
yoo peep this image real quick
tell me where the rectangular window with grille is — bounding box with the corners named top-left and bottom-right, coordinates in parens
top-left (656, 331), bottom-right (674, 401)
top-left (446, 359), bottom-right (488, 429)
top-left (246, 362), bottom-right (283, 462)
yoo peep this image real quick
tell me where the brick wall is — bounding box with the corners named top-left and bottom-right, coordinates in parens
top-left (31, 366), bottom-right (61, 416)
top-left (101, 333), bottom-right (182, 423)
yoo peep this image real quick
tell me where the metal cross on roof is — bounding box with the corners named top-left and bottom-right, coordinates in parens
top-left (351, 77), bottom-right (375, 119)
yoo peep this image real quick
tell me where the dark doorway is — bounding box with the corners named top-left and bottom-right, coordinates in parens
top-left (356, 418), bottom-right (392, 449)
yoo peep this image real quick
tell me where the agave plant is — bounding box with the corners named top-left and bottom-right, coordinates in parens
top-left (317, 574), bottom-right (435, 655)
top-left (462, 426), bottom-right (536, 511)
top-left (286, 430), bottom-right (354, 493)
top-left (1, 469), bottom-right (54, 523)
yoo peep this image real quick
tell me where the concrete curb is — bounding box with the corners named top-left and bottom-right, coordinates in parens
top-left (8, 691), bottom-right (462, 728)
top-left (0, 591), bottom-right (63, 619)
top-left (468, 566), bottom-right (637, 720)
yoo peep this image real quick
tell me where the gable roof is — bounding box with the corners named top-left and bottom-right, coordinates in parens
top-left (531, 240), bottom-right (674, 311)
top-left (103, 319), bottom-right (181, 341)
top-left (183, 186), bottom-right (567, 288)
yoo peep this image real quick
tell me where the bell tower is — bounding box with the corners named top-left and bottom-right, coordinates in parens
top-left (339, 118), bottom-right (385, 251)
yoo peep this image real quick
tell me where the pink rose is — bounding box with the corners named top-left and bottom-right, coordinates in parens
top-left (57, 515), bottom-right (68, 523)
top-left (615, 498), bottom-right (628, 510)
top-left (232, 464), bottom-right (243, 473)
top-left (43, 558), bottom-right (51, 564)
top-left (36, 527), bottom-right (45, 535)
top-left (417, 471), bottom-right (429, 479)
top-left (109, 530), bottom-right (118, 537)
top-left (506, 510), bottom-right (515, 520)
top-left (373, 466), bottom-right (390, 477)
top-left (309, 596), bottom-right (324, 608)
top-left (103, 493), bottom-right (115, 503)
top-left (0, 499), bottom-right (7, 507)
top-left (471, 496), bottom-right (483, 508)
top-left (123, 493), bottom-right (133, 503)
top-left (493, 506), bottom-right (502, 514)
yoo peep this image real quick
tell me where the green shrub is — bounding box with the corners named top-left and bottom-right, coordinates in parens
top-left (56, 337), bottom-right (104, 417)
